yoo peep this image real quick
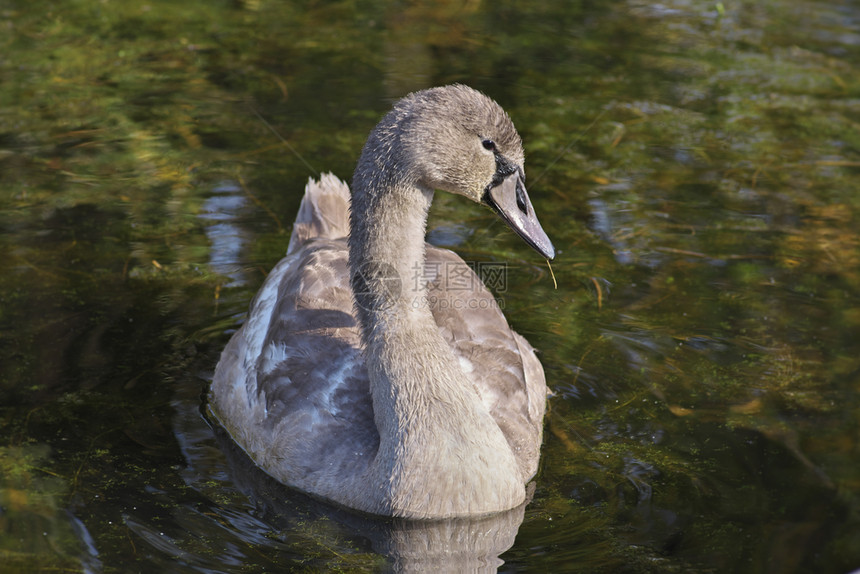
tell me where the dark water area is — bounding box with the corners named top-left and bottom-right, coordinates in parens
top-left (2, 0), bottom-right (859, 572)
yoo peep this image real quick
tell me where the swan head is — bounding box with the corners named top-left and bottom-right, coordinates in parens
top-left (391, 85), bottom-right (556, 260)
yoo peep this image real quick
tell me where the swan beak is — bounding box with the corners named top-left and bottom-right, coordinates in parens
top-left (483, 171), bottom-right (556, 260)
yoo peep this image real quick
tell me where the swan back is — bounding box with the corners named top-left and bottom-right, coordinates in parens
top-left (287, 173), bottom-right (351, 255)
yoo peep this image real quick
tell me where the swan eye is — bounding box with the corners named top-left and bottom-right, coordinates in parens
top-left (481, 139), bottom-right (496, 151)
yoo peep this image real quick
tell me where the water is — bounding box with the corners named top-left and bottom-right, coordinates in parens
top-left (1, 0), bottom-right (859, 571)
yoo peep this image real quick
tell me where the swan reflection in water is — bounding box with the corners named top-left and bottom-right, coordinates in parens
top-left (209, 420), bottom-right (531, 573)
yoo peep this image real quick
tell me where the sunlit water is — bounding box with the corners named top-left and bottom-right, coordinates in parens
top-left (1, 0), bottom-right (859, 572)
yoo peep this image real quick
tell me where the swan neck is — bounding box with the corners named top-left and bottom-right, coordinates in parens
top-left (350, 177), bottom-right (433, 324)
top-left (347, 163), bottom-right (524, 517)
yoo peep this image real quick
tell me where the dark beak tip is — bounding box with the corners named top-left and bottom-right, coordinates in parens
top-left (485, 171), bottom-right (556, 261)
top-left (531, 235), bottom-right (555, 260)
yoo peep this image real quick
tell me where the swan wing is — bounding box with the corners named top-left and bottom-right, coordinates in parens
top-left (211, 239), bottom-right (377, 495)
top-left (424, 246), bottom-right (547, 481)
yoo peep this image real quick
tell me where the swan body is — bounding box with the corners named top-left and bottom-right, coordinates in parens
top-left (210, 85), bottom-right (555, 519)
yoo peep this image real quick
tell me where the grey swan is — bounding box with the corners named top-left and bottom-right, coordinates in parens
top-left (209, 85), bottom-right (555, 519)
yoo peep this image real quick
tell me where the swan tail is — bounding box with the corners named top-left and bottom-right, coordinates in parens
top-left (287, 172), bottom-right (351, 254)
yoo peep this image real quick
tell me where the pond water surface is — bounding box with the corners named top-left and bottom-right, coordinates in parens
top-left (2, 0), bottom-right (860, 572)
